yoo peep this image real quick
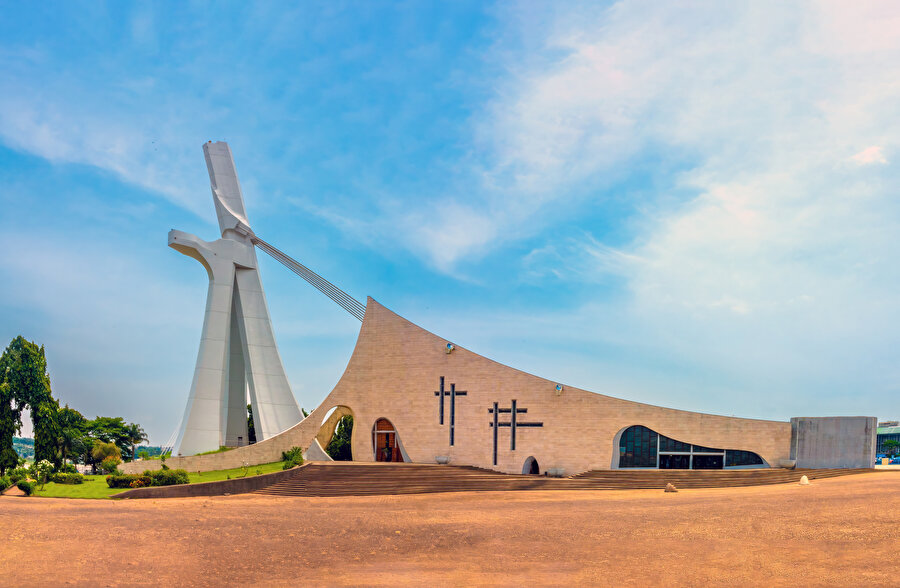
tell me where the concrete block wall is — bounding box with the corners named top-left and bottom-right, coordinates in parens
top-left (790, 416), bottom-right (877, 468)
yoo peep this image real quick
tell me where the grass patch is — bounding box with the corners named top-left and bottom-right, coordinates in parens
top-left (32, 461), bottom-right (287, 499)
top-left (34, 475), bottom-right (129, 499)
top-left (186, 461), bottom-right (284, 483)
top-left (194, 446), bottom-right (234, 456)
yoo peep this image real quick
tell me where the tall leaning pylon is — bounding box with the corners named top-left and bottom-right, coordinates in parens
top-left (169, 141), bottom-right (302, 456)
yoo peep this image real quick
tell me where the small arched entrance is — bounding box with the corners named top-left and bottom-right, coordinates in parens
top-left (522, 456), bottom-right (540, 475)
top-left (372, 418), bottom-right (405, 462)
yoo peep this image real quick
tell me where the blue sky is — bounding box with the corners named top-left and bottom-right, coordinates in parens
top-left (2, 2), bottom-right (898, 444)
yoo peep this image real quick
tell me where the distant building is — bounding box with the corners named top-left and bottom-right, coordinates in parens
top-left (876, 425), bottom-right (900, 454)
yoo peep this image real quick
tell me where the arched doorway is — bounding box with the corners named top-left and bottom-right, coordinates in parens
top-left (372, 418), bottom-right (405, 462)
top-left (522, 456), bottom-right (540, 475)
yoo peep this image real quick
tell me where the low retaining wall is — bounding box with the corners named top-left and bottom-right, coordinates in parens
top-left (114, 464), bottom-right (303, 499)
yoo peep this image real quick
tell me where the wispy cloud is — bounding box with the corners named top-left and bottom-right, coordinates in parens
top-left (472, 2), bottom-right (900, 416)
top-left (2, 2), bottom-right (899, 432)
top-left (851, 146), bottom-right (887, 165)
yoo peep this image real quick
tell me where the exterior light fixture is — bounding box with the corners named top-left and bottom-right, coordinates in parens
top-left (555, 384), bottom-right (563, 396)
top-left (446, 343), bottom-right (455, 354)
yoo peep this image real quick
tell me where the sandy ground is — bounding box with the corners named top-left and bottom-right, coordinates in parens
top-left (1, 472), bottom-right (897, 587)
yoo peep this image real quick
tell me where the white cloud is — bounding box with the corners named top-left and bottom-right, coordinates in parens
top-left (462, 1), bottom-right (900, 416)
top-left (491, 2), bottom-right (900, 309)
top-left (851, 146), bottom-right (887, 165)
top-left (0, 92), bottom-right (210, 217)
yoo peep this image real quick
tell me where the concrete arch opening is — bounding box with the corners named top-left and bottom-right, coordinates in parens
top-left (522, 456), bottom-right (540, 475)
top-left (312, 405), bottom-right (354, 461)
top-left (372, 418), bottom-right (407, 462)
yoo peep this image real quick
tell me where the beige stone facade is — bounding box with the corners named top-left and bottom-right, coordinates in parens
top-left (125, 298), bottom-right (791, 475)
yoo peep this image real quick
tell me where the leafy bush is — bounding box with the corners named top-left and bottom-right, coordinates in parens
top-left (282, 446), bottom-right (304, 469)
top-left (106, 474), bottom-right (151, 489)
top-left (105, 468), bottom-right (189, 489)
top-left (17, 480), bottom-right (34, 496)
top-left (0, 475), bottom-right (10, 492)
top-left (147, 468), bottom-right (189, 486)
top-left (59, 463), bottom-right (78, 474)
top-left (100, 456), bottom-right (122, 474)
top-left (8, 467), bottom-right (29, 484)
top-left (50, 472), bottom-right (84, 485)
top-left (35, 459), bottom-right (54, 489)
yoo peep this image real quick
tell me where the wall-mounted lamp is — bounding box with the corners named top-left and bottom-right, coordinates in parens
top-left (555, 384), bottom-right (563, 396)
top-left (446, 343), bottom-right (455, 354)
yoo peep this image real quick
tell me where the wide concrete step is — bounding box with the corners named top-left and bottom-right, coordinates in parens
top-left (251, 464), bottom-right (874, 497)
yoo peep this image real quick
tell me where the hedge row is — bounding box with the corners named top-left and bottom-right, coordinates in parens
top-left (107, 469), bottom-right (190, 489)
top-left (50, 472), bottom-right (84, 485)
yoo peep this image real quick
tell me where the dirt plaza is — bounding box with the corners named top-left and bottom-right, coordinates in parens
top-left (1, 472), bottom-right (897, 586)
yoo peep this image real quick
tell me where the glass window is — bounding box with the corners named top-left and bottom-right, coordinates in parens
top-left (659, 435), bottom-right (691, 452)
top-left (618, 426), bottom-right (658, 467)
top-left (724, 450), bottom-right (764, 467)
top-left (659, 454), bottom-right (690, 469)
top-left (619, 425), bottom-right (766, 469)
top-left (691, 444), bottom-right (724, 453)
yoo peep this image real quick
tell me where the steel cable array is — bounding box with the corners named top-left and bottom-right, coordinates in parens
top-left (252, 236), bottom-right (366, 321)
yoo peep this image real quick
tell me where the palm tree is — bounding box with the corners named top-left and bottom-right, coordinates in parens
top-left (126, 423), bottom-right (149, 461)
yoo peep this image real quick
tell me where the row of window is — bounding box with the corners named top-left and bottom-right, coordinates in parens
top-left (618, 425), bottom-right (764, 469)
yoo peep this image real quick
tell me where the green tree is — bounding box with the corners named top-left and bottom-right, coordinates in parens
top-left (0, 381), bottom-right (19, 474)
top-left (33, 401), bottom-right (62, 469)
top-left (56, 406), bottom-right (88, 466)
top-left (91, 441), bottom-right (121, 463)
top-left (247, 404), bottom-right (256, 444)
top-left (883, 440), bottom-right (899, 457)
top-left (0, 336), bottom-right (57, 468)
top-left (326, 415), bottom-right (353, 461)
top-left (88, 416), bottom-right (132, 460)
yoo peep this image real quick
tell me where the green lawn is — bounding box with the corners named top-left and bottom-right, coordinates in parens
top-left (31, 461), bottom-right (286, 499)
top-left (33, 475), bottom-right (128, 499)
top-left (186, 461), bottom-right (284, 483)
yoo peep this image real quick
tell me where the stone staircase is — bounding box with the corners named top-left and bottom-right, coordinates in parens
top-left (252, 462), bottom-right (873, 498)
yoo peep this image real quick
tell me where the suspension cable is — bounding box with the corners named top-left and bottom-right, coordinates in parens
top-left (252, 236), bottom-right (366, 321)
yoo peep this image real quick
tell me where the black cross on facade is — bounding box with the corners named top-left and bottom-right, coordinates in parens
top-left (434, 376), bottom-right (467, 446)
top-left (488, 400), bottom-right (543, 466)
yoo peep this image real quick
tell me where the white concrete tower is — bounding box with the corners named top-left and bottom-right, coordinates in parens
top-left (169, 141), bottom-right (302, 456)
